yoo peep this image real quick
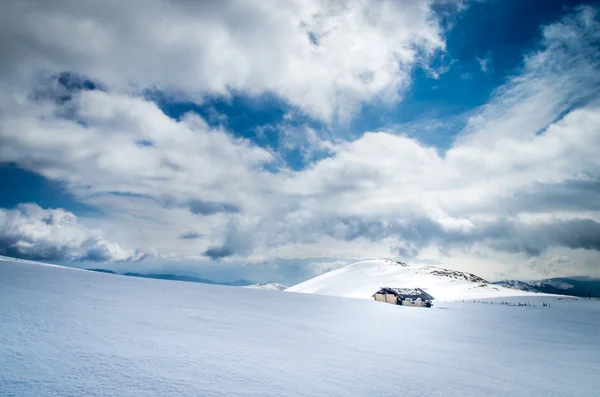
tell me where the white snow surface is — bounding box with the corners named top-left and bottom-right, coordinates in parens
top-left (1, 256), bottom-right (599, 396)
top-left (244, 282), bottom-right (289, 291)
top-left (287, 259), bottom-right (548, 300)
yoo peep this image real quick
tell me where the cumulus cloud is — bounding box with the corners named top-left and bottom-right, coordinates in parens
top-left (0, 203), bottom-right (145, 262)
top-left (0, 0), bottom-right (446, 121)
top-left (0, 87), bottom-right (273, 208)
top-left (0, 5), bottom-right (600, 280)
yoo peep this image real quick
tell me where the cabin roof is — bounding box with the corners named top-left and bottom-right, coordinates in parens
top-left (373, 287), bottom-right (435, 301)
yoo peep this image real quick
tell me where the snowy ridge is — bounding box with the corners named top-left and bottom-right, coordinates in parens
top-left (494, 280), bottom-right (541, 292)
top-left (531, 280), bottom-right (574, 289)
top-left (496, 279), bottom-right (574, 291)
top-left (244, 282), bottom-right (289, 291)
top-left (287, 259), bottom-right (548, 300)
top-left (494, 277), bottom-right (600, 298)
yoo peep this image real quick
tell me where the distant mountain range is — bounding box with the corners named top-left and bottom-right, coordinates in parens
top-left (493, 277), bottom-right (600, 298)
top-left (86, 269), bottom-right (253, 287)
top-left (86, 266), bottom-right (600, 298)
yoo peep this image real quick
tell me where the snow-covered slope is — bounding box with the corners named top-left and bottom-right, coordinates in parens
top-left (245, 282), bottom-right (289, 291)
top-left (2, 256), bottom-right (598, 396)
top-left (0, 254), bottom-right (84, 270)
top-left (287, 259), bottom-right (547, 300)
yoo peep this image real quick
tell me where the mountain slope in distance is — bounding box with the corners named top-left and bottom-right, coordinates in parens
top-left (287, 259), bottom-right (549, 301)
top-left (86, 269), bottom-right (253, 286)
top-left (245, 283), bottom-right (289, 291)
top-left (494, 277), bottom-right (600, 298)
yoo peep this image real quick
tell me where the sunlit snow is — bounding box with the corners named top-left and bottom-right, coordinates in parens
top-left (288, 259), bottom-right (548, 300)
top-left (1, 257), bottom-right (598, 396)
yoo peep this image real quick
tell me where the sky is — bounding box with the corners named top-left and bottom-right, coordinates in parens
top-left (1, 0), bottom-right (600, 284)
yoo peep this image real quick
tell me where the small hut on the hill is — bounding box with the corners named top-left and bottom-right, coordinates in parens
top-left (372, 287), bottom-right (434, 307)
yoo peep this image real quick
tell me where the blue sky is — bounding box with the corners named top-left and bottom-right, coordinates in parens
top-left (153, 0), bottom-right (600, 154)
top-left (0, 0), bottom-right (592, 186)
top-left (1, 0), bottom-right (600, 283)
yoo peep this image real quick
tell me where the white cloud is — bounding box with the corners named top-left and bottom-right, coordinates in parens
top-left (0, 0), bottom-right (447, 121)
top-left (0, 203), bottom-right (144, 262)
top-left (476, 53), bottom-right (492, 73)
top-left (0, 5), bottom-right (600, 281)
top-left (0, 88), bottom-right (274, 202)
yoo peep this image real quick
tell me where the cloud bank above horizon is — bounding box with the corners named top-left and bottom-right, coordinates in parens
top-left (1, 0), bottom-right (600, 283)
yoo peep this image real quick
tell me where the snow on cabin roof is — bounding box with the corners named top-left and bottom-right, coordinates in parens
top-left (374, 287), bottom-right (435, 301)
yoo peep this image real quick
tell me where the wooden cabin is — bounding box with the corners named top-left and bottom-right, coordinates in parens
top-left (372, 287), bottom-right (434, 307)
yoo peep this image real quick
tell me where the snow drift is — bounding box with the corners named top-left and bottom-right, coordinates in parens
top-left (287, 259), bottom-right (546, 300)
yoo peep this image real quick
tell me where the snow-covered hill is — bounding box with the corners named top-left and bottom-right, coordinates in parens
top-left (1, 256), bottom-right (598, 396)
top-left (245, 282), bottom-right (289, 291)
top-left (287, 259), bottom-right (547, 300)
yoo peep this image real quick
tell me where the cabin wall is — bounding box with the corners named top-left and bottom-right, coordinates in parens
top-left (374, 293), bottom-right (386, 302)
top-left (374, 293), bottom-right (398, 305)
top-left (401, 299), bottom-right (426, 307)
top-left (385, 295), bottom-right (397, 304)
